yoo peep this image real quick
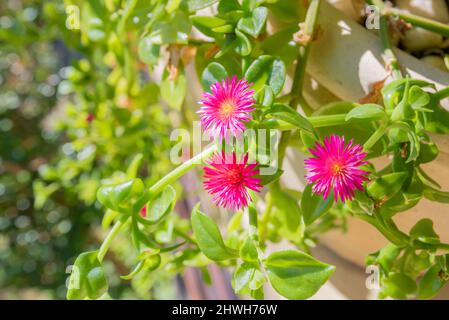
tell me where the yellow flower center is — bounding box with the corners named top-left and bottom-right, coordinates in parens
top-left (332, 163), bottom-right (343, 175)
top-left (219, 100), bottom-right (235, 118)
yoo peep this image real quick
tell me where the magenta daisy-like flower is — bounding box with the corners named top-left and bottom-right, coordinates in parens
top-left (198, 76), bottom-right (255, 142)
top-left (203, 152), bottom-right (262, 210)
top-left (304, 134), bottom-right (370, 202)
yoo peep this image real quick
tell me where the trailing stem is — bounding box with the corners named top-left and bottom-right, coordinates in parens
top-left (277, 0), bottom-right (322, 167)
top-left (379, 15), bottom-right (402, 80)
top-left (97, 144), bottom-right (218, 261)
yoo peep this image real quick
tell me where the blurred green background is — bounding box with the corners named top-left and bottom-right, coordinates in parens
top-left (0, 0), bottom-right (180, 299)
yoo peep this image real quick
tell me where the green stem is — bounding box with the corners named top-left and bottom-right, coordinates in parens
top-left (248, 204), bottom-right (259, 240)
top-left (268, 111), bottom-right (389, 131)
top-left (366, 1), bottom-right (402, 78)
top-left (434, 86), bottom-right (449, 101)
top-left (98, 218), bottom-right (128, 262)
top-left (290, 0), bottom-right (321, 115)
top-left (148, 144), bottom-right (217, 196)
top-left (383, 217), bottom-right (409, 246)
top-left (363, 122), bottom-right (388, 152)
top-left (259, 193), bottom-right (273, 243)
top-left (385, 7), bottom-right (449, 38)
top-left (117, 0), bottom-right (139, 35)
top-left (359, 212), bottom-right (449, 251)
top-left (309, 114), bottom-right (351, 127)
top-left (369, 0), bottom-right (449, 37)
top-left (412, 240), bottom-right (449, 252)
top-left (276, 0), bottom-right (322, 166)
top-left (174, 228), bottom-right (196, 244)
top-left (98, 144), bottom-right (217, 262)
top-left (434, 243), bottom-right (449, 252)
top-left (356, 212), bottom-right (408, 247)
top-left (379, 15), bottom-right (402, 80)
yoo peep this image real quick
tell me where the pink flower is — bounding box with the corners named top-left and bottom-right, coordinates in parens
top-left (198, 76), bottom-right (255, 142)
top-left (203, 152), bottom-right (262, 210)
top-left (140, 205), bottom-right (147, 218)
top-left (304, 134), bottom-right (369, 202)
top-left (86, 112), bottom-right (95, 123)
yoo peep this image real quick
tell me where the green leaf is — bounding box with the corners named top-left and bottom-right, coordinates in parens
top-left (201, 62), bottom-right (228, 92)
top-left (126, 154), bottom-right (144, 179)
top-left (214, 34), bottom-right (238, 58)
top-left (424, 100), bottom-right (449, 134)
top-left (418, 264), bottom-right (449, 299)
top-left (248, 269), bottom-right (265, 290)
top-left (312, 101), bottom-right (383, 156)
top-left (349, 190), bottom-right (375, 215)
top-left (260, 26), bottom-right (298, 65)
top-left (408, 86), bottom-right (432, 112)
top-left (377, 244), bottom-right (401, 274)
top-left (245, 55), bottom-right (286, 95)
top-left (101, 209), bottom-right (118, 230)
top-left (242, 0), bottom-right (258, 11)
top-left (390, 79), bottom-right (415, 122)
top-left (150, 12), bottom-right (191, 44)
top-left (410, 218), bottom-right (440, 245)
top-left (388, 122), bottom-right (421, 163)
top-left (300, 131), bottom-right (318, 149)
top-left (254, 85), bottom-right (274, 108)
top-left (233, 262), bottom-right (265, 293)
top-left (138, 36), bottom-right (160, 65)
top-left (265, 250), bottom-right (335, 300)
top-left (417, 167), bottom-right (441, 189)
top-left (406, 251), bottom-right (432, 277)
top-left (269, 103), bottom-right (315, 134)
top-left (161, 72), bottom-right (187, 110)
top-left (144, 185), bottom-right (176, 224)
top-left (416, 136), bottom-right (438, 164)
top-left (382, 273), bottom-right (417, 299)
top-left (191, 205), bottom-right (237, 261)
top-left (143, 253), bottom-right (162, 271)
top-left (187, 0), bottom-right (218, 11)
top-left (381, 171), bottom-right (423, 215)
top-left (388, 123), bottom-right (408, 144)
top-left (227, 211), bottom-right (243, 234)
top-left (67, 251), bottom-right (108, 300)
top-left (270, 189), bottom-right (302, 239)
top-left (345, 104), bottom-right (386, 121)
top-left (300, 184), bottom-right (333, 225)
top-left (423, 186), bottom-right (449, 203)
top-left (367, 172), bottom-right (408, 200)
top-left (436, 254), bottom-right (449, 274)
top-left (235, 29), bottom-right (252, 56)
top-left (120, 260), bottom-right (145, 280)
top-left (212, 24), bottom-right (234, 33)
top-left (237, 7), bottom-right (268, 38)
top-left (239, 237), bottom-right (259, 262)
top-left (406, 130), bottom-right (420, 163)
top-left (218, 0), bottom-right (241, 15)
top-left (381, 79), bottom-right (433, 110)
top-left (96, 179), bottom-right (144, 212)
top-left (166, 0), bottom-right (183, 13)
top-left (234, 262), bottom-right (254, 292)
top-left (190, 16), bottom-right (227, 29)
top-left (251, 287), bottom-right (264, 300)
